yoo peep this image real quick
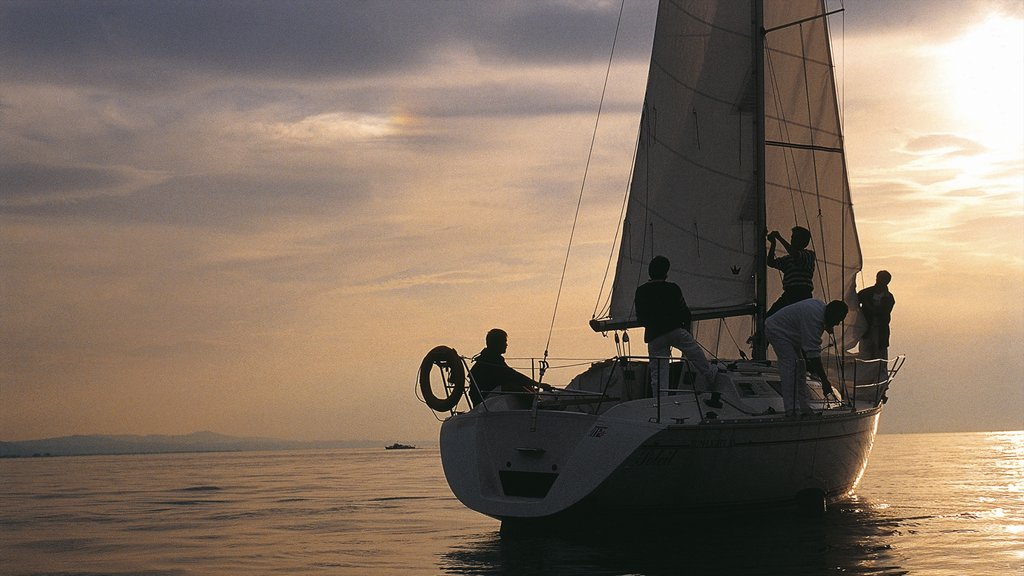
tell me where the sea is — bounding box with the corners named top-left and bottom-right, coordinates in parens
top-left (1, 431), bottom-right (1021, 576)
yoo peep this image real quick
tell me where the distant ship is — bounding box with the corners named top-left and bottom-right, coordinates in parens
top-left (385, 443), bottom-right (416, 450)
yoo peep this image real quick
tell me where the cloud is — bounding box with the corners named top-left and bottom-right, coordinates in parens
top-left (0, 162), bottom-right (161, 205)
top-left (843, 0), bottom-right (1022, 37)
top-left (0, 1), bottom-right (655, 86)
top-left (901, 134), bottom-right (987, 157)
top-left (2, 0), bottom-right (1021, 440)
top-left (342, 268), bottom-right (534, 296)
top-left (0, 171), bottom-right (371, 228)
top-left (259, 112), bottom-right (405, 144)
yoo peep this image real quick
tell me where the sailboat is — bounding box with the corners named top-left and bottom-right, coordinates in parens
top-left (419, 0), bottom-right (904, 524)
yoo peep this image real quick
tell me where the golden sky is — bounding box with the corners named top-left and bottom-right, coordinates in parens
top-left (1, 0), bottom-right (1021, 441)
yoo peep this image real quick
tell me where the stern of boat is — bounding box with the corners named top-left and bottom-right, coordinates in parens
top-left (439, 396), bottom-right (662, 521)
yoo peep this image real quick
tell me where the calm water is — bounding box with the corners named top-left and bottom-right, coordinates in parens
top-left (1, 432), bottom-right (1021, 576)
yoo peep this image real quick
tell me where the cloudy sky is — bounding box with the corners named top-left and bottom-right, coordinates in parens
top-left (2, 0), bottom-right (1021, 442)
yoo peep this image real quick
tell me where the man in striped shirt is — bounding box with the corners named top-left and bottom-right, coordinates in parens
top-left (766, 226), bottom-right (816, 317)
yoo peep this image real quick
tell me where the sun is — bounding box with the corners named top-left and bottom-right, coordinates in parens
top-left (939, 13), bottom-right (1024, 153)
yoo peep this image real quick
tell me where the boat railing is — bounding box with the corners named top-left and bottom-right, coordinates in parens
top-left (830, 354), bottom-right (906, 408)
top-left (576, 353), bottom-right (699, 422)
top-left (474, 354), bottom-right (696, 421)
top-left (537, 354), bottom-right (718, 423)
top-left (457, 352), bottom-right (905, 422)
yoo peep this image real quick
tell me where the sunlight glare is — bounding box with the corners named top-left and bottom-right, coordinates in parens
top-left (939, 14), bottom-right (1024, 152)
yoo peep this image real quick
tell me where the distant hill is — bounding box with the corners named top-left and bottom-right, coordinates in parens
top-left (0, 431), bottom-right (394, 457)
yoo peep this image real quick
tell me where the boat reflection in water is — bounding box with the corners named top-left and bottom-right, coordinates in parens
top-left (440, 497), bottom-right (906, 576)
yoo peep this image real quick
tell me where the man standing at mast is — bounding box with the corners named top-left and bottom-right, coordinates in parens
top-left (634, 256), bottom-right (717, 400)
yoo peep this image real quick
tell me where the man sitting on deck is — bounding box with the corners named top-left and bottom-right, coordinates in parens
top-left (468, 328), bottom-right (551, 406)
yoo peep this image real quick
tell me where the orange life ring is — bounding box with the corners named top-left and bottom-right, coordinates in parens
top-left (419, 346), bottom-right (466, 412)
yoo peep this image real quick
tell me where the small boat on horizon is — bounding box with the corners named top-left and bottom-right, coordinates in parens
top-left (418, 0), bottom-right (904, 526)
top-left (384, 443), bottom-right (416, 450)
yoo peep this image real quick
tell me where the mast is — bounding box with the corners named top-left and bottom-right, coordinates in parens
top-left (753, 0), bottom-right (767, 360)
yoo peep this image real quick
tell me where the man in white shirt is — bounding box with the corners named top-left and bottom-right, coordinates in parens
top-left (765, 299), bottom-right (848, 416)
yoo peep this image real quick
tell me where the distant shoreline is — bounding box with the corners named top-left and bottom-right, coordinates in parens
top-left (0, 432), bottom-right (433, 458)
top-left (3, 430), bottom-right (1017, 458)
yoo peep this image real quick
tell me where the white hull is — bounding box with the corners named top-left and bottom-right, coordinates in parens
top-left (439, 361), bottom-right (888, 523)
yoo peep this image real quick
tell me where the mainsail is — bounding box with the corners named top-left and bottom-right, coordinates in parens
top-left (594, 0), bottom-right (862, 359)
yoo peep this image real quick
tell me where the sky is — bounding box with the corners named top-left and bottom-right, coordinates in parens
top-left (1, 0), bottom-right (1021, 442)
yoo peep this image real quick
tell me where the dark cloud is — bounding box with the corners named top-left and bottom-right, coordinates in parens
top-left (413, 78), bottom-right (642, 120)
top-left (466, 2), bottom-right (656, 64)
top-left (0, 171), bottom-right (370, 229)
top-left (0, 163), bottom-right (127, 202)
top-left (0, 1), bottom-right (655, 86)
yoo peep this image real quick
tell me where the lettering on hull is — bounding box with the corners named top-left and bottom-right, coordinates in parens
top-left (696, 436), bottom-right (735, 449)
top-left (630, 447), bottom-right (680, 467)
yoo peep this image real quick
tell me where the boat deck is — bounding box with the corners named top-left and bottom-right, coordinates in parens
top-left (480, 356), bottom-right (904, 426)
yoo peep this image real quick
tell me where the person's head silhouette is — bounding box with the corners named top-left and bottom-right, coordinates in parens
top-left (791, 226), bottom-right (811, 250)
top-left (648, 256), bottom-right (670, 280)
top-left (824, 300), bottom-right (849, 331)
top-left (485, 328), bottom-right (508, 354)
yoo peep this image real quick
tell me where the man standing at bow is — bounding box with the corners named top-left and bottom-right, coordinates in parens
top-left (858, 270), bottom-right (896, 360)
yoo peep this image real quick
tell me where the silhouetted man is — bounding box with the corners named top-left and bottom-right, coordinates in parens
top-left (634, 256), bottom-right (717, 400)
top-left (468, 328), bottom-right (550, 405)
top-left (766, 299), bottom-right (848, 417)
top-left (858, 270), bottom-right (896, 360)
top-left (766, 226), bottom-right (816, 316)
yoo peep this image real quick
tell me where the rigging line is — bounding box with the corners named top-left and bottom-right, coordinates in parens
top-left (838, 0), bottom-right (846, 134)
top-left (836, 1), bottom-right (851, 330)
top-left (593, 127), bottom-right (641, 319)
top-left (694, 332), bottom-right (721, 363)
top-left (767, 21), bottom-right (824, 297)
top-left (763, 8), bottom-right (845, 34)
top-left (629, 100), bottom-right (655, 324)
top-left (718, 316), bottom-right (744, 359)
top-left (764, 34), bottom-right (813, 311)
top-left (765, 140), bottom-right (842, 154)
top-left (782, 34), bottom-right (811, 228)
top-left (546, 0), bottom-right (627, 353)
top-left (798, 21), bottom-right (833, 299)
top-left (764, 37), bottom-right (804, 225)
top-left (628, 4), bottom-right (672, 324)
top-left (765, 13), bottom-right (840, 313)
top-left (710, 319), bottom-right (722, 359)
top-left (766, 15), bottom-right (837, 251)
